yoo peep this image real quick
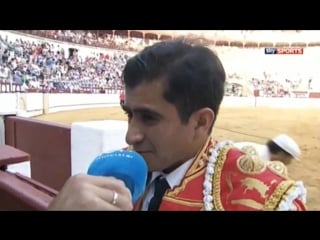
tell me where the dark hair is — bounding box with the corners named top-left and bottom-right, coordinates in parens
top-left (122, 40), bottom-right (226, 132)
top-left (266, 140), bottom-right (292, 156)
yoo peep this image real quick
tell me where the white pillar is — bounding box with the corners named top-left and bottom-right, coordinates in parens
top-left (71, 120), bottom-right (128, 175)
top-left (0, 110), bottom-right (17, 146)
top-left (0, 115), bottom-right (5, 146)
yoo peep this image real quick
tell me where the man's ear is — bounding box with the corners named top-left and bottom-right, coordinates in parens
top-left (192, 108), bottom-right (215, 134)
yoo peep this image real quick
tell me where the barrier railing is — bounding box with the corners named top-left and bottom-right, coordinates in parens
top-left (0, 81), bottom-right (124, 94)
top-left (0, 144), bottom-right (57, 210)
top-left (5, 116), bottom-right (71, 190)
top-left (0, 81), bottom-right (22, 93)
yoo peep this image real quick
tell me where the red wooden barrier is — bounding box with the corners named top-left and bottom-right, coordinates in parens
top-left (4, 116), bottom-right (71, 190)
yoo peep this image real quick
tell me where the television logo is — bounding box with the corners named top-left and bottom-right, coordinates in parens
top-left (265, 47), bottom-right (303, 55)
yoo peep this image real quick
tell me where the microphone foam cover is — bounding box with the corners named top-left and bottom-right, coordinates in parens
top-left (87, 150), bottom-right (148, 203)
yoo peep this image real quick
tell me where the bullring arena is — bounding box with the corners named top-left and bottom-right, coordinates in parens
top-left (0, 30), bottom-right (319, 210)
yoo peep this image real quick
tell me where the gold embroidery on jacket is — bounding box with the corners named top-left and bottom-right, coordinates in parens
top-left (164, 137), bottom-right (212, 206)
top-left (162, 196), bottom-right (203, 207)
top-left (263, 180), bottom-right (295, 210)
top-left (267, 161), bottom-right (289, 179)
top-left (240, 145), bottom-right (259, 156)
top-left (187, 137), bottom-right (212, 176)
top-left (166, 168), bottom-right (205, 197)
top-left (226, 172), bottom-right (234, 201)
top-left (213, 145), bottom-right (232, 211)
top-left (237, 153), bottom-right (266, 175)
top-left (241, 177), bottom-right (270, 198)
top-left (231, 199), bottom-right (264, 210)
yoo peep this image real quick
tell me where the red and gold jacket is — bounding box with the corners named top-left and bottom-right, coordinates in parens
top-left (133, 137), bottom-right (307, 211)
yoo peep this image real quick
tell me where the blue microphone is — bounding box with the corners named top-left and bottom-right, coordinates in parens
top-left (87, 150), bottom-right (148, 203)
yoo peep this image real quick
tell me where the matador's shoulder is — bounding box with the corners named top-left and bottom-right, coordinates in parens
top-left (208, 141), bottom-right (307, 211)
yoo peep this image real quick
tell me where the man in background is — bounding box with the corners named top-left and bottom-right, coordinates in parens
top-left (234, 134), bottom-right (301, 165)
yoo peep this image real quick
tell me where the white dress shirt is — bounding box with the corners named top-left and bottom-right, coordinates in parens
top-left (141, 158), bottom-right (194, 211)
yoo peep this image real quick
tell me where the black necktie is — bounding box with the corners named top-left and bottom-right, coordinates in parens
top-left (148, 177), bottom-right (170, 211)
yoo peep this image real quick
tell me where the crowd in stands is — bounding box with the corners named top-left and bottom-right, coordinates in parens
top-left (18, 30), bottom-right (154, 52)
top-left (0, 32), bottom-right (130, 93)
top-left (0, 30), bottom-right (318, 96)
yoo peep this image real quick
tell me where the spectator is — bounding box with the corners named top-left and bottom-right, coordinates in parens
top-left (119, 90), bottom-right (125, 106)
